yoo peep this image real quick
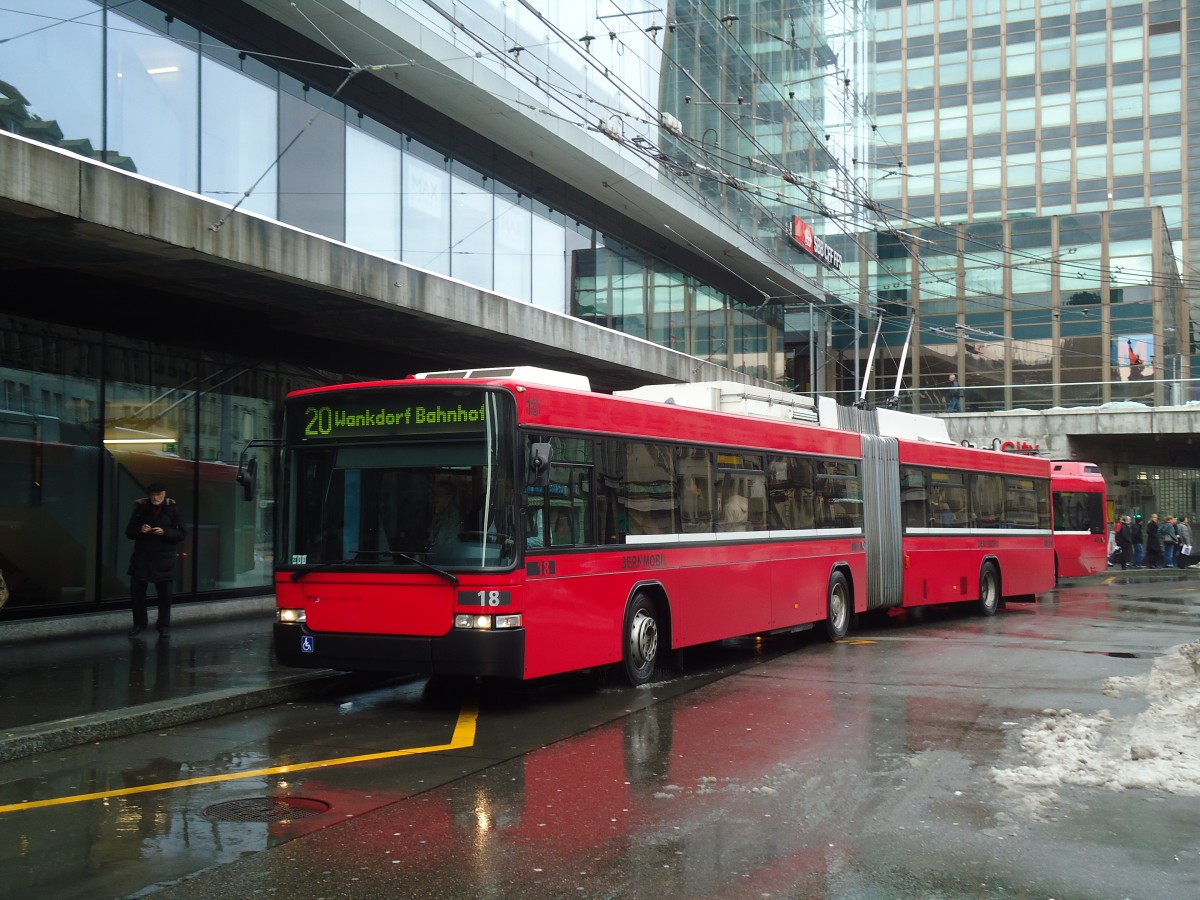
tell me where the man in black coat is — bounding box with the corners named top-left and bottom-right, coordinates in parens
top-left (125, 482), bottom-right (186, 637)
top-left (1145, 513), bottom-right (1163, 568)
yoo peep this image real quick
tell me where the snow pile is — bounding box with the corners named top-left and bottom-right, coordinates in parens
top-left (992, 640), bottom-right (1200, 797)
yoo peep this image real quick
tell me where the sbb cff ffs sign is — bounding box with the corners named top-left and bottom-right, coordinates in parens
top-left (789, 216), bottom-right (842, 271)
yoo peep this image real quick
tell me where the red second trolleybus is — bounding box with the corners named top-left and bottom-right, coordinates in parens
top-left (268, 367), bottom-right (1055, 685)
top-left (1050, 460), bottom-right (1109, 577)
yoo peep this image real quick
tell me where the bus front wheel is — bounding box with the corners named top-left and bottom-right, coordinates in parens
top-left (621, 592), bottom-right (660, 686)
top-left (977, 562), bottom-right (1001, 617)
top-left (824, 571), bottom-right (851, 641)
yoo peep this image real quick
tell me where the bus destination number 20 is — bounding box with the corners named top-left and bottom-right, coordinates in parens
top-left (458, 590), bottom-right (512, 607)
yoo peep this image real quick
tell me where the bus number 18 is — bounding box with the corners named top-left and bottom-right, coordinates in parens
top-left (458, 590), bottom-right (512, 607)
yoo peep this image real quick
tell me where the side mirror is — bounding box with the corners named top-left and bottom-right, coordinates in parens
top-left (237, 456), bottom-right (258, 501)
top-left (528, 442), bottom-right (552, 488)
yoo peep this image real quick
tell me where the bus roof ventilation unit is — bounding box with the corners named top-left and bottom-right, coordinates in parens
top-left (615, 381), bottom-right (835, 427)
top-left (414, 366), bottom-right (591, 391)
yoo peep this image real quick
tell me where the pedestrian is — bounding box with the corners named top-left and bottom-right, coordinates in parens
top-left (1131, 514), bottom-right (1145, 567)
top-left (125, 482), bottom-right (186, 638)
top-left (1145, 513), bottom-right (1163, 568)
top-left (1176, 516), bottom-right (1193, 568)
top-left (1114, 515), bottom-right (1133, 569)
top-left (1161, 515), bottom-right (1178, 568)
top-left (945, 373), bottom-right (964, 413)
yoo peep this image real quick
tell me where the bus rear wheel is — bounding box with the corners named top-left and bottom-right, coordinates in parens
top-left (622, 592), bottom-right (660, 686)
top-left (977, 562), bottom-right (1001, 617)
top-left (824, 571), bottom-right (851, 641)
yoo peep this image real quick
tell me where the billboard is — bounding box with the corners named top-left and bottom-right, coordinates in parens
top-left (1113, 334), bottom-right (1153, 382)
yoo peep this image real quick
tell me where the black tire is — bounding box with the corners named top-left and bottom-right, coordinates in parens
top-left (621, 592), bottom-right (660, 686)
top-left (824, 571), bottom-right (851, 641)
top-left (977, 561), bottom-right (1001, 617)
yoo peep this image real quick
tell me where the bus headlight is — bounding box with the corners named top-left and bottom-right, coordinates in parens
top-left (277, 608), bottom-right (306, 624)
top-left (454, 613), bottom-right (522, 630)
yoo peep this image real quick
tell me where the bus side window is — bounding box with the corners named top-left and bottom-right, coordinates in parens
top-left (550, 509), bottom-right (574, 546)
top-left (678, 448), bottom-right (714, 532)
top-left (543, 463), bottom-right (593, 548)
top-left (525, 489), bottom-right (547, 548)
top-left (791, 458), bottom-right (815, 528)
top-left (901, 467), bottom-right (927, 529)
top-left (624, 441), bottom-right (675, 536)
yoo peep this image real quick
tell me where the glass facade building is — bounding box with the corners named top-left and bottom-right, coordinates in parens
top-left (0, 0), bottom-right (828, 617)
top-left (0, 0), bottom-right (784, 367)
top-left (868, 0), bottom-right (1192, 412)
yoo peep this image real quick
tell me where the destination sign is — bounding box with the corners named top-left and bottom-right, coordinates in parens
top-left (287, 389), bottom-right (492, 442)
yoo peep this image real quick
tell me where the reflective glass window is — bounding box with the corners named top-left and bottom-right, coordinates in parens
top-left (1112, 146), bottom-right (1145, 176)
top-left (1151, 148), bottom-right (1181, 172)
top-left (277, 83), bottom-right (344, 240)
top-left (402, 142), bottom-right (451, 274)
top-left (104, 339), bottom-right (197, 596)
top-left (531, 209), bottom-right (568, 313)
top-left (1006, 48), bottom-right (1036, 78)
top-left (194, 367), bottom-right (277, 590)
top-left (346, 123), bottom-right (402, 259)
top-left (649, 272), bottom-right (687, 353)
top-left (105, 9), bottom-right (199, 187)
top-left (1148, 89), bottom-right (1181, 115)
top-left (1112, 35), bottom-right (1145, 64)
top-left (0, 325), bottom-right (102, 608)
top-left (695, 286), bottom-right (727, 368)
top-left (494, 190), bottom-right (532, 301)
top-left (0, 0), bottom-right (103, 151)
top-left (200, 54), bottom-right (278, 219)
top-left (450, 162), bottom-right (494, 289)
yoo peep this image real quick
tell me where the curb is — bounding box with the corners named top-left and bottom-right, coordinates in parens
top-left (0, 670), bottom-right (354, 763)
top-left (0, 596), bottom-right (277, 645)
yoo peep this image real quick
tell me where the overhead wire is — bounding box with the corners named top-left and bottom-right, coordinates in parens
top-left (7, 3), bottom-right (1183, 374)
top-left (643, 2), bottom-right (1171, 372)
top-left (13, 2), bottom-right (1185, 293)
top-left (276, 1), bottom-right (1197, 382)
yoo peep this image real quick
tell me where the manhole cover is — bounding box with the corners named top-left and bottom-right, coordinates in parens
top-left (204, 796), bottom-right (331, 823)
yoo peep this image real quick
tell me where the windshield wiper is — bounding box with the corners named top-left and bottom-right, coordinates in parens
top-left (392, 552), bottom-right (459, 584)
top-left (288, 558), bottom-right (368, 581)
top-left (289, 552), bottom-right (459, 584)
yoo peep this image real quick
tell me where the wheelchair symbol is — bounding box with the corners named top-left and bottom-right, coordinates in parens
top-left (301, 636), bottom-right (315, 653)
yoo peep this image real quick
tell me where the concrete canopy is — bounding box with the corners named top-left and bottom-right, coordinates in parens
top-left (0, 132), bottom-right (744, 394)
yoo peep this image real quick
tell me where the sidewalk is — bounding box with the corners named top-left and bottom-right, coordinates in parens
top-left (0, 597), bottom-right (355, 763)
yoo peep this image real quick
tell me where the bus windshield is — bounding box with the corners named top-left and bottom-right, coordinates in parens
top-left (283, 387), bottom-right (518, 570)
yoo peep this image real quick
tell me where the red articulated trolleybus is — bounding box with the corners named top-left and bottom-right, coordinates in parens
top-left (269, 366), bottom-right (1055, 685)
top-left (1050, 461), bottom-right (1109, 578)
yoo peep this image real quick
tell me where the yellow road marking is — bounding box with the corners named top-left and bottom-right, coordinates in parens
top-left (841, 638), bottom-right (877, 645)
top-left (0, 704), bottom-right (478, 814)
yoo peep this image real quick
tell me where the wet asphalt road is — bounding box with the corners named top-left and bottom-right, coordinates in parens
top-left (3, 570), bottom-right (1200, 899)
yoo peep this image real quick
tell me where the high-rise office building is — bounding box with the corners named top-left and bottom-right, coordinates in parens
top-left (868, 0), bottom-right (1191, 411)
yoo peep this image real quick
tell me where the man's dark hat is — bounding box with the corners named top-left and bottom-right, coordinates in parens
top-left (147, 482), bottom-right (168, 493)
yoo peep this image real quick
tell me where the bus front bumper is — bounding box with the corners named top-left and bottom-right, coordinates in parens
top-left (273, 623), bottom-right (526, 679)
